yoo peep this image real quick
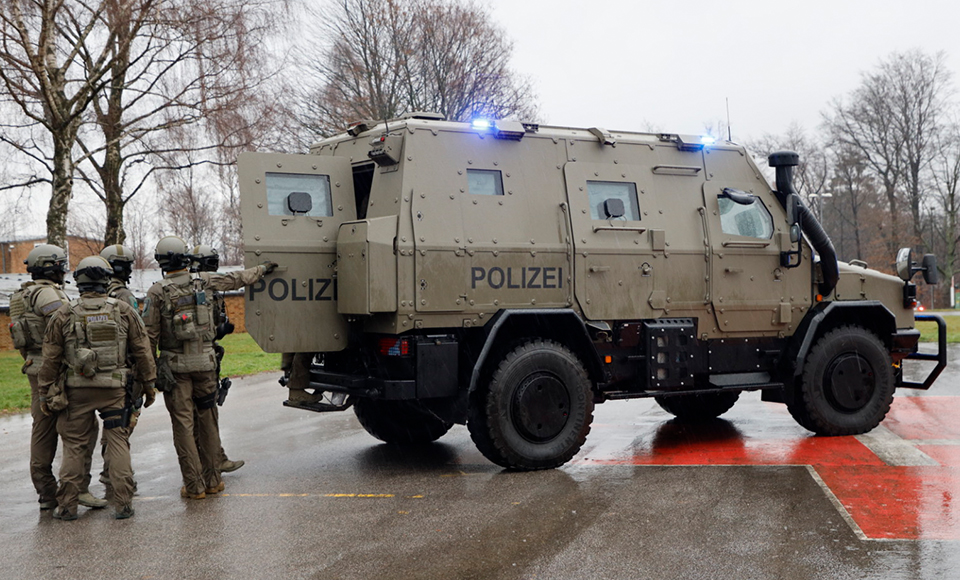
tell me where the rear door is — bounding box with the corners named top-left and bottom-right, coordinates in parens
top-left (238, 152), bottom-right (356, 353)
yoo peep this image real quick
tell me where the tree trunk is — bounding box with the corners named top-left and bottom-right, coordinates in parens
top-left (46, 135), bottom-right (75, 248)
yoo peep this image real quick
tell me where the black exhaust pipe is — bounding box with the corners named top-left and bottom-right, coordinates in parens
top-left (768, 151), bottom-right (839, 297)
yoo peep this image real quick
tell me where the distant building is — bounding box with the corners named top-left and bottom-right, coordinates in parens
top-left (0, 264), bottom-right (250, 351)
top-left (0, 235), bottom-right (103, 273)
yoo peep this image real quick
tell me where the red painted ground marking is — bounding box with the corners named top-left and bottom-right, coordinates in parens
top-left (920, 445), bottom-right (960, 468)
top-left (579, 397), bottom-right (960, 541)
top-left (883, 396), bottom-right (960, 441)
top-left (817, 466), bottom-right (959, 541)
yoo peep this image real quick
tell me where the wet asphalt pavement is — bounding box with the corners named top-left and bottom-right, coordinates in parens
top-left (0, 344), bottom-right (957, 580)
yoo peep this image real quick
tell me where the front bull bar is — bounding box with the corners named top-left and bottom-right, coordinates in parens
top-left (902, 313), bottom-right (947, 390)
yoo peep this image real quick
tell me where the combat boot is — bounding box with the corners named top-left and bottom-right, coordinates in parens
top-left (52, 508), bottom-right (78, 521)
top-left (180, 487), bottom-right (206, 500)
top-left (205, 481), bottom-right (225, 495)
top-left (38, 499), bottom-right (56, 511)
top-left (115, 505), bottom-right (135, 520)
top-left (219, 459), bottom-right (245, 473)
top-left (78, 492), bottom-right (108, 509)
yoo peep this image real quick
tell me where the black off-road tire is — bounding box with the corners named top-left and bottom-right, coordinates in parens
top-left (354, 399), bottom-right (453, 444)
top-left (654, 391), bottom-right (741, 421)
top-left (467, 339), bottom-right (594, 470)
top-left (787, 325), bottom-right (894, 436)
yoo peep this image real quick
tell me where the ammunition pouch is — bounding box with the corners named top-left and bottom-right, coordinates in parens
top-left (193, 391), bottom-right (217, 410)
top-left (9, 318), bottom-right (30, 350)
top-left (100, 407), bottom-right (129, 430)
top-left (75, 348), bottom-right (99, 378)
top-left (155, 357), bottom-right (176, 393)
top-left (46, 373), bottom-right (69, 412)
top-left (162, 349), bottom-right (217, 374)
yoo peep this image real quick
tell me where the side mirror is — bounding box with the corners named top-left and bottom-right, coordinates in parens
top-left (603, 198), bottom-right (625, 219)
top-left (785, 193), bottom-right (800, 228)
top-left (897, 247), bottom-right (941, 284)
top-left (896, 247), bottom-right (912, 281)
top-left (922, 254), bottom-right (939, 284)
top-left (780, 193), bottom-right (803, 269)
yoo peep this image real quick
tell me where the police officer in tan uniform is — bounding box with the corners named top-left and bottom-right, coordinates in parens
top-left (142, 236), bottom-right (275, 499)
top-left (97, 244), bottom-right (141, 498)
top-left (100, 244), bottom-right (139, 310)
top-left (8, 244), bottom-right (107, 510)
top-left (191, 244), bottom-right (243, 473)
top-left (38, 256), bottom-right (157, 520)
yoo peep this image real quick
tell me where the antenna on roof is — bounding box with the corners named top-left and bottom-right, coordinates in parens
top-left (726, 97), bottom-right (732, 141)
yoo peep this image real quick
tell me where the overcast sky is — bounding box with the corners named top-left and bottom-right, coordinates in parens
top-left (10, 0), bottom-right (960, 240)
top-left (483, 0), bottom-right (960, 141)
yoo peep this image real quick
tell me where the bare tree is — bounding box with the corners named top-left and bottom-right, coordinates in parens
top-left (0, 0), bottom-right (126, 246)
top-left (930, 120), bottom-right (960, 291)
top-left (829, 145), bottom-right (880, 262)
top-left (749, 123), bottom-right (831, 220)
top-left (74, 0), bottom-right (289, 245)
top-left (824, 50), bottom-right (952, 253)
top-left (297, 0), bottom-right (537, 140)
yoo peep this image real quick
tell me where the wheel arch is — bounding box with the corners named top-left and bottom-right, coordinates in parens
top-left (467, 309), bottom-right (604, 394)
top-left (790, 301), bottom-right (897, 378)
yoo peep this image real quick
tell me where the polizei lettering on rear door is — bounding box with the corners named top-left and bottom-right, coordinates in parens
top-left (249, 278), bottom-right (338, 301)
top-left (471, 267), bottom-right (563, 290)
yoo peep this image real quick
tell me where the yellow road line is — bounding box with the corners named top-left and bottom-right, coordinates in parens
top-left (137, 493), bottom-right (422, 500)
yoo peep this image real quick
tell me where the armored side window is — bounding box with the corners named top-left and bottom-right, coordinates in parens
top-left (265, 172), bottom-right (333, 217)
top-left (587, 181), bottom-right (640, 220)
top-left (718, 195), bottom-right (773, 239)
top-left (467, 169), bottom-right (504, 196)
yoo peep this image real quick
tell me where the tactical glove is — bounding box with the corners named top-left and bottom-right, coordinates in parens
top-left (144, 384), bottom-right (157, 408)
top-left (261, 261), bottom-right (279, 275)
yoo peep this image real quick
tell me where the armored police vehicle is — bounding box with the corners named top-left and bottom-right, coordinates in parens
top-left (238, 113), bottom-right (945, 470)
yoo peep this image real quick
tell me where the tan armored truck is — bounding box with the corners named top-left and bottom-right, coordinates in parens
top-left (238, 113), bottom-right (945, 470)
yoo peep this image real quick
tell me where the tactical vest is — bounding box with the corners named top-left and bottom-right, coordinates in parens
top-left (9, 281), bottom-right (68, 375)
top-left (63, 297), bottom-right (129, 388)
top-left (157, 276), bottom-right (217, 373)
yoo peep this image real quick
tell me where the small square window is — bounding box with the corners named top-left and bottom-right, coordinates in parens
top-left (587, 181), bottom-right (640, 220)
top-left (467, 169), bottom-right (504, 196)
top-left (265, 172), bottom-right (332, 217)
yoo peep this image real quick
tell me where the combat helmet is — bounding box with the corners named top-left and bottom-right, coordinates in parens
top-left (191, 244), bottom-right (220, 273)
top-left (100, 244), bottom-right (135, 281)
top-left (73, 256), bottom-right (112, 289)
top-left (154, 235), bottom-right (191, 272)
top-left (25, 244), bottom-right (68, 280)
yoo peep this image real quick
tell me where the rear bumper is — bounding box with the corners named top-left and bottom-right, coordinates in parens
top-left (307, 369), bottom-right (417, 400)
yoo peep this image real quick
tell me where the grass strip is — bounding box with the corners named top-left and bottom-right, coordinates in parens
top-left (1, 333), bottom-right (281, 414)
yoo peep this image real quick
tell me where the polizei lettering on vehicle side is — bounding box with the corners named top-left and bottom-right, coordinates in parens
top-left (249, 278), bottom-right (338, 301)
top-left (471, 267), bottom-right (563, 290)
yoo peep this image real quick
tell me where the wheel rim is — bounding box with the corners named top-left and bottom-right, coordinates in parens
top-left (823, 352), bottom-right (876, 412)
top-left (511, 371), bottom-right (571, 442)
